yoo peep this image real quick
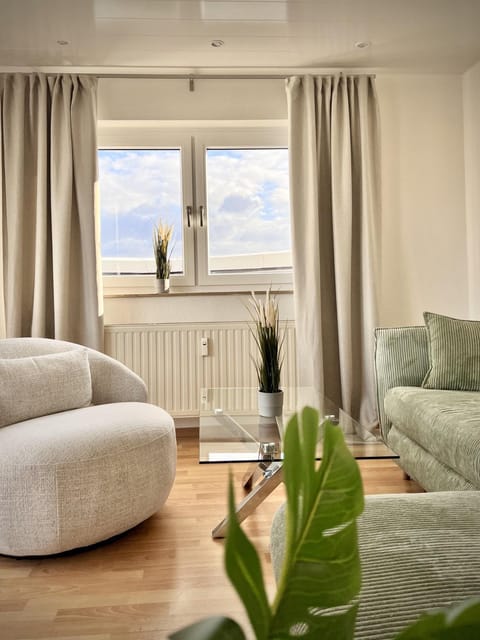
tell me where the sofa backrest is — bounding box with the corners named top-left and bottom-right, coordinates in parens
top-left (374, 326), bottom-right (429, 438)
top-left (0, 337), bottom-right (147, 405)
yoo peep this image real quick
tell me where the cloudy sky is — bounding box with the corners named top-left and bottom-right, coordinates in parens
top-left (98, 147), bottom-right (291, 273)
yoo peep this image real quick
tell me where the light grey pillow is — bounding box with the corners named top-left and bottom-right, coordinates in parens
top-left (0, 350), bottom-right (92, 428)
top-left (422, 311), bottom-right (480, 391)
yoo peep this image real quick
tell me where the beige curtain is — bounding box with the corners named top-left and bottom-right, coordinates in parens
top-left (286, 75), bottom-right (380, 427)
top-left (0, 73), bottom-right (103, 350)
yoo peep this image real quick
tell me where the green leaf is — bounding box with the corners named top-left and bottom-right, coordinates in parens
top-left (270, 408), bottom-right (364, 639)
top-left (395, 598), bottom-right (480, 639)
top-left (225, 476), bottom-right (272, 640)
top-left (168, 616), bottom-right (246, 639)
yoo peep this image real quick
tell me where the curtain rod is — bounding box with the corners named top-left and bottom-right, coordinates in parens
top-left (4, 70), bottom-right (376, 81)
top-left (94, 72), bottom-right (375, 92)
top-left (95, 74), bottom-right (287, 80)
top-left (93, 72), bottom-right (375, 80)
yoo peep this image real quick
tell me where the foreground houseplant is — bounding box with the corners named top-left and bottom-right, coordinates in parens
top-left (153, 220), bottom-right (173, 293)
top-left (249, 288), bottom-right (284, 417)
top-left (170, 407), bottom-right (480, 639)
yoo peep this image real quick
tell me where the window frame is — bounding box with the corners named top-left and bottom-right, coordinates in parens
top-left (194, 127), bottom-right (292, 287)
top-left (98, 121), bottom-right (292, 295)
top-left (98, 123), bottom-right (195, 294)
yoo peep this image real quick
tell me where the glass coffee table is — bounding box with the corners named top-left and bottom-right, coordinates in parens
top-left (200, 387), bottom-right (398, 538)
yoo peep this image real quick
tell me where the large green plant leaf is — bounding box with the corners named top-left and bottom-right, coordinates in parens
top-left (225, 476), bottom-right (272, 640)
top-left (395, 599), bottom-right (480, 639)
top-left (170, 407), bottom-right (364, 640)
top-left (169, 616), bottom-right (246, 639)
top-left (270, 407), bottom-right (365, 638)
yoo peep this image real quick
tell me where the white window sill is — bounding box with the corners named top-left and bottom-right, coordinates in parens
top-left (103, 284), bottom-right (294, 298)
top-left (102, 275), bottom-right (293, 297)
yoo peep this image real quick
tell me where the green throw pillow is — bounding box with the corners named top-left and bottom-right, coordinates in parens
top-left (422, 311), bottom-right (480, 391)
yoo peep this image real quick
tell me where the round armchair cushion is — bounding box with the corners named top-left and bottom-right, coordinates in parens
top-left (0, 402), bottom-right (176, 556)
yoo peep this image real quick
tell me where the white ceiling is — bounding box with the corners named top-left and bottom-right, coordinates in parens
top-left (1, 0), bottom-right (479, 74)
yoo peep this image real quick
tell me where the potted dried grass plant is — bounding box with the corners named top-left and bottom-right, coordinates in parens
top-left (249, 288), bottom-right (284, 417)
top-left (153, 221), bottom-right (173, 293)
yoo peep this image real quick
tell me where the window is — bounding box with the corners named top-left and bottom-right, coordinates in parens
top-left (203, 148), bottom-right (291, 276)
top-left (98, 124), bottom-right (291, 293)
top-left (99, 149), bottom-right (184, 276)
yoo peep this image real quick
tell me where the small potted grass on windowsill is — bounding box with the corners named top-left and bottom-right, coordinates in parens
top-left (153, 220), bottom-right (173, 293)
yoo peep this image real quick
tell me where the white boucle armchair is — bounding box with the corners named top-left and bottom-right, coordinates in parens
top-left (0, 338), bottom-right (176, 556)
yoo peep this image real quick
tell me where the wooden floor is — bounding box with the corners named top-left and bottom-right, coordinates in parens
top-left (0, 428), bottom-right (422, 640)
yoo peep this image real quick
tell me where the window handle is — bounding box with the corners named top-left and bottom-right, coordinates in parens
top-left (186, 205), bottom-right (192, 228)
top-left (199, 205), bottom-right (205, 227)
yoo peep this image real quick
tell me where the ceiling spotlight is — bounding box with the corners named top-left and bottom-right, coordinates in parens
top-left (211, 39), bottom-right (224, 48)
top-left (355, 41), bottom-right (371, 49)
top-left (57, 39), bottom-right (69, 46)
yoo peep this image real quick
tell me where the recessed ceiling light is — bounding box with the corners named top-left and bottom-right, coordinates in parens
top-left (211, 40), bottom-right (224, 48)
top-left (355, 41), bottom-right (371, 49)
top-left (57, 39), bottom-right (69, 46)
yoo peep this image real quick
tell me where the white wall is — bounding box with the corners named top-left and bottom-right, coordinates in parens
top-left (101, 74), bottom-right (470, 329)
top-left (376, 74), bottom-right (468, 326)
top-left (104, 292), bottom-right (296, 325)
top-left (463, 60), bottom-right (480, 318)
top-left (98, 78), bottom-right (287, 120)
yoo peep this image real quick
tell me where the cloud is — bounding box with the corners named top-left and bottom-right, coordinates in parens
top-left (206, 148), bottom-right (291, 256)
top-left (99, 150), bottom-right (181, 220)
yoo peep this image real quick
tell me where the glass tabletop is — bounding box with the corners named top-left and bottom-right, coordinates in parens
top-left (199, 387), bottom-right (397, 464)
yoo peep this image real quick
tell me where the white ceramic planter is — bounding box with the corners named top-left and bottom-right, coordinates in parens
top-left (258, 390), bottom-right (284, 418)
top-left (155, 278), bottom-right (170, 293)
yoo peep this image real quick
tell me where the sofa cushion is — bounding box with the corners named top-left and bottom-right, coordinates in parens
top-left (374, 326), bottom-right (429, 438)
top-left (0, 350), bottom-right (92, 428)
top-left (384, 386), bottom-right (480, 487)
top-left (422, 311), bottom-right (480, 391)
top-left (0, 402), bottom-right (176, 555)
top-left (271, 492), bottom-right (480, 640)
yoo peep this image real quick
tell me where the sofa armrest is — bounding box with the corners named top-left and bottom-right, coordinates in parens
top-left (86, 351), bottom-right (147, 405)
top-left (374, 326), bottom-right (429, 439)
top-left (0, 337), bottom-right (147, 405)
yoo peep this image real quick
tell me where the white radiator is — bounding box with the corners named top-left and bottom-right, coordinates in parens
top-left (104, 322), bottom-right (297, 416)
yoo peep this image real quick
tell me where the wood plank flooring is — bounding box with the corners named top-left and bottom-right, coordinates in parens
top-left (0, 428), bottom-right (422, 640)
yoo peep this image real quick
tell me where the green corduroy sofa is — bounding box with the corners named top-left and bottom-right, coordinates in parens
top-left (374, 324), bottom-right (480, 491)
top-left (271, 317), bottom-right (480, 639)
